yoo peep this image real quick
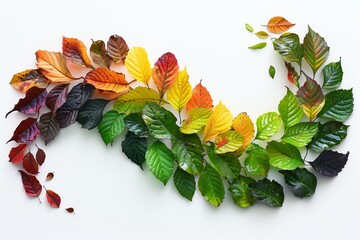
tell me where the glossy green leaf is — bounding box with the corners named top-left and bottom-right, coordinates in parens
top-left (278, 87), bottom-right (303, 129)
top-left (245, 23), bottom-right (254, 32)
top-left (124, 113), bottom-right (149, 138)
top-left (322, 59), bottom-right (343, 90)
top-left (269, 65), bottom-right (275, 79)
top-left (229, 176), bottom-right (256, 208)
top-left (248, 42), bottom-right (267, 50)
top-left (77, 99), bottom-right (109, 130)
top-left (198, 163), bottom-right (225, 207)
top-left (249, 178), bottom-right (284, 207)
top-left (145, 140), bottom-right (174, 185)
top-left (266, 141), bottom-right (304, 170)
top-left (318, 89), bottom-right (354, 122)
top-left (255, 31), bottom-right (269, 39)
top-left (282, 122), bottom-right (318, 148)
top-left (173, 167), bottom-right (196, 201)
top-left (273, 33), bottom-right (303, 66)
top-left (98, 110), bottom-right (125, 145)
top-left (122, 132), bottom-right (147, 169)
top-left (214, 130), bottom-right (243, 154)
top-left (256, 112), bottom-right (282, 140)
top-left (244, 144), bottom-right (270, 177)
top-left (279, 168), bottom-right (317, 198)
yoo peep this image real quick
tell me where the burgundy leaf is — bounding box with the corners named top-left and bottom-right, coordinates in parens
top-left (7, 117), bottom-right (40, 144)
top-left (310, 150), bottom-right (349, 177)
top-left (46, 84), bottom-right (70, 112)
top-left (9, 144), bottom-right (27, 164)
top-left (6, 87), bottom-right (48, 118)
top-left (64, 83), bottom-right (95, 109)
top-left (65, 207), bottom-right (75, 213)
top-left (55, 105), bottom-right (78, 128)
top-left (45, 188), bottom-right (61, 208)
top-left (18, 170), bottom-right (42, 197)
top-left (46, 172), bottom-right (54, 181)
top-left (23, 151), bottom-right (39, 174)
top-left (35, 144), bottom-right (46, 165)
top-left (39, 112), bottom-right (60, 145)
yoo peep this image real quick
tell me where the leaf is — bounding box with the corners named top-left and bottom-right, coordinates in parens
top-left (279, 168), bottom-right (317, 198)
top-left (124, 113), bottom-right (149, 138)
top-left (249, 178), bottom-right (284, 207)
top-left (248, 42), bottom-right (267, 49)
top-left (9, 144), bottom-right (27, 164)
top-left (186, 81), bottom-right (213, 113)
top-left (273, 33), bottom-right (303, 66)
top-left (62, 36), bottom-right (92, 68)
top-left (267, 16), bottom-right (295, 34)
top-left (63, 83), bottom-right (95, 109)
top-left (255, 112), bottom-right (282, 140)
top-left (303, 26), bottom-right (329, 75)
top-left (203, 101), bottom-right (233, 141)
top-left (318, 89), bottom-right (354, 122)
top-left (173, 167), bottom-right (196, 201)
top-left (245, 23), bottom-right (254, 32)
top-left (36, 50), bottom-right (75, 82)
top-left (168, 67), bottom-right (192, 112)
top-left (172, 133), bottom-right (204, 175)
top-left (7, 117), bottom-right (40, 144)
top-left (142, 103), bottom-right (180, 140)
top-left (308, 121), bottom-right (349, 152)
top-left (46, 172), bottom-right (54, 181)
top-left (296, 75), bottom-right (325, 121)
top-left (255, 31), bottom-right (269, 39)
top-left (125, 47), bottom-right (151, 85)
top-left (229, 176), bottom-right (256, 208)
top-left (65, 207), bottom-right (74, 213)
top-left (232, 112), bottom-right (255, 151)
top-left (23, 151), bottom-right (39, 174)
top-left (45, 188), bottom-right (61, 208)
top-left (145, 140), bottom-right (174, 185)
top-left (55, 105), bottom-right (78, 128)
top-left (198, 163), bottom-right (225, 207)
top-left (266, 141), bottom-right (304, 170)
top-left (269, 65), bottom-right (275, 79)
top-left (322, 59), bottom-right (343, 90)
top-left (98, 110), bottom-right (125, 145)
top-left (10, 69), bottom-right (49, 93)
top-left (77, 99), bottom-right (109, 130)
top-left (278, 87), bottom-right (303, 129)
top-left (85, 68), bottom-right (130, 93)
top-left (39, 112), bottom-right (60, 145)
top-left (6, 87), bottom-right (48, 118)
top-left (309, 150), bottom-right (349, 177)
top-left (46, 84), bottom-right (69, 113)
top-left (90, 40), bottom-right (112, 68)
top-left (113, 87), bottom-right (163, 115)
top-left (35, 144), bottom-right (46, 166)
top-left (18, 170), bottom-right (42, 197)
top-left (244, 144), bottom-right (270, 177)
top-left (282, 122), bottom-right (319, 148)
top-left (214, 130), bottom-right (244, 154)
top-left (121, 132), bottom-right (147, 169)
top-left (180, 108), bottom-right (212, 134)
top-left (107, 34), bottom-right (129, 63)
top-left (285, 62), bottom-right (300, 87)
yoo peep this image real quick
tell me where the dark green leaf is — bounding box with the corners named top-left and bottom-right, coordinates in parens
top-left (273, 33), bottom-right (303, 66)
top-left (90, 40), bottom-right (112, 68)
top-left (266, 141), bottom-right (304, 170)
top-left (319, 89), bottom-right (354, 122)
top-left (309, 150), bottom-right (349, 177)
top-left (173, 167), bottom-right (196, 201)
top-left (229, 176), bottom-right (256, 208)
top-left (281, 122), bottom-right (318, 147)
top-left (322, 59), bottom-right (343, 90)
top-left (248, 42), bottom-right (267, 49)
top-left (198, 163), bottom-right (225, 207)
top-left (244, 143), bottom-right (270, 177)
top-left (269, 65), bottom-right (275, 79)
top-left (245, 23), bottom-right (254, 32)
top-left (77, 99), bottom-right (109, 130)
top-left (124, 113), bottom-right (149, 138)
top-left (121, 132), bottom-right (147, 169)
top-left (98, 110), bottom-right (125, 145)
top-left (278, 87), bottom-right (303, 129)
top-left (280, 168), bottom-right (317, 198)
top-left (249, 178), bottom-right (284, 207)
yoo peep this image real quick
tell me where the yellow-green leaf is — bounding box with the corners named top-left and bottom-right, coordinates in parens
top-left (180, 108), bottom-right (212, 134)
top-left (167, 67), bottom-right (192, 112)
top-left (255, 31), bottom-right (269, 39)
top-left (214, 130), bottom-right (244, 154)
top-left (232, 112), bottom-right (254, 152)
top-left (256, 112), bottom-right (282, 140)
top-left (125, 47), bottom-right (151, 85)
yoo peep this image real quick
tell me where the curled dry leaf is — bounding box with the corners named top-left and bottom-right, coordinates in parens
top-left (8, 144), bottom-right (27, 164)
top-left (46, 172), bottom-right (54, 181)
top-left (7, 117), bottom-right (40, 144)
top-left (10, 69), bottom-right (49, 93)
top-left (62, 37), bottom-right (92, 68)
top-left (23, 151), bottom-right (39, 174)
top-left (267, 16), bottom-right (295, 34)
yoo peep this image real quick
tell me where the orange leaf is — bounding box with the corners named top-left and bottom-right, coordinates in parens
top-left (62, 37), bottom-right (92, 68)
top-left (85, 68), bottom-right (130, 93)
top-left (152, 52), bottom-right (179, 98)
top-left (232, 112), bottom-right (255, 152)
top-left (10, 69), bottom-right (49, 93)
top-left (186, 81), bottom-right (213, 113)
top-left (36, 50), bottom-right (75, 82)
top-left (267, 16), bottom-right (295, 34)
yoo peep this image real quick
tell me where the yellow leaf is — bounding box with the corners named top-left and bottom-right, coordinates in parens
top-left (203, 101), bottom-right (233, 141)
top-left (36, 50), bottom-right (75, 82)
top-left (214, 130), bottom-right (244, 154)
top-left (9, 69), bottom-right (49, 92)
top-left (85, 68), bottom-right (129, 93)
top-left (125, 47), bottom-right (151, 85)
top-left (232, 112), bottom-right (255, 152)
top-left (168, 67), bottom-right (192, 112)
top-left (180, 108), bottom-right (212, 134)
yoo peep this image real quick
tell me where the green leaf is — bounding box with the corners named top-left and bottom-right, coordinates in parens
top-left (256, 112), bottom-right (282, 140)
top-left (285, 62), bottom-right (300, 87)
top-left (214, 130), bottom-right (243, 154)
top-left (255, 31), bottom-right (269, 39)
top-left (279, 168), bottom-right (317, 198)
top-left (142, 103), bottom-right (180, 140)
top-left (229, 176), bottom-right (256, 208)
top-left (322, 59), bottom-right (343, 90)
top-left (173, 167), bottom-right (196, 201)
top-left (272, 33), bottom-right (303, 66)
top-left (282, 122), bottom-right (319, 148)
top-left (249, 178), bottom-right (284, 207)
top-left (248, 42), bottom-right (267, 49)
top-left (269, 65), bottom-right (276, 79)
top-left (318, 89), bottom-right (354, 122)
top-left (77, 99), bottom-right (109, 130)
top-left (303, 26), bottom-right (329, 75)
top-left (245, 23), bottom-right (254, 32)
top-left (266, 141), bottom-right (304, 170)
top-left (145, 140), bottom-right (174, 185)
top-left (121, 132), bottom-right (147, 169)
top-left (98, 110), bottom-right (125, 145)
top-left (308, 121), bottom-right (349, 152)
top-left (205, 143), bottom-right (241, 179)
top-left (278, 87), bottom-right (303, 129)
top-left (172, 133), bottom-right (204, 175)
top-left (244, 144), bottom-right (270, 177)
top-left (180, 108), bottom-right (212, 134)
top-left (198, 163), bottom-right (225, 206)
top-left (124, 113), bottom-right (149, 138)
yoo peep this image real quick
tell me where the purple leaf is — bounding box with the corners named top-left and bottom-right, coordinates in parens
top-left (64, 83), bottom-right (94, 109)
top-left (7, 118), bottom-right (40, 143)
top-left (55, 105), bottom-right (78, 128)
top-left (309, 150), bottom-right (349, 177)
top-left (46, 84), bottom-right (69, 112)
top-left (39, 112), bottom-right (60, 145)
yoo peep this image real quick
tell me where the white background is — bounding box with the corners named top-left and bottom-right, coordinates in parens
top-left (1, 0), bottom-right (359, 239)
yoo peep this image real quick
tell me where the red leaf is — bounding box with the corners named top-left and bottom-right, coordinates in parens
top-left (45, 188), bottom-right (61, 208)
top-left (7, 117), bottom-right (40, 144)
top-left (23, 151), bottom-right (39, 174)
top-left (39, 112), bottom-right (60, 145)
top-left (6, 87), bottom-right (48, 118)
top-left (9, 144), bottom-right (27, 164)
top-left (35, 144), bottom-right (46, 166)
top-left (65, 207), bottom-right (75, 213)
top-left (18, 170), bottom-right (42, 197)
top-left (46, 84), bottom-right (69, 113)
top-left (285, 62), bottom-right (300, 87)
